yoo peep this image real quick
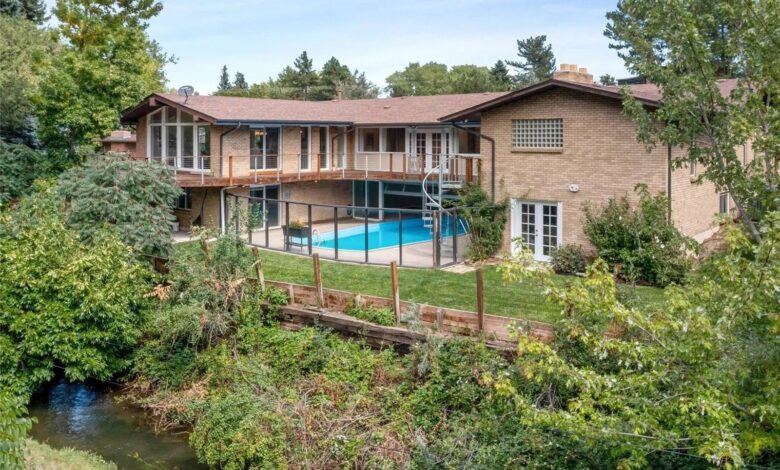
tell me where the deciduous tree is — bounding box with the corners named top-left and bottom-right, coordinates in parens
top-left (605, 0), bottom-right (780, 242)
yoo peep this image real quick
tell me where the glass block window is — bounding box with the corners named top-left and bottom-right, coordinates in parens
top-left (512, 119), bottom-right (563, 149)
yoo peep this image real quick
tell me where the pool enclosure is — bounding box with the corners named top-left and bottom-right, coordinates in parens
top-left (223, 192), bottom-right (471, 268)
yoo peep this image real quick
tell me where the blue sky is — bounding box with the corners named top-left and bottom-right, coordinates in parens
top-left (46, 0), bottom-right (630, 95)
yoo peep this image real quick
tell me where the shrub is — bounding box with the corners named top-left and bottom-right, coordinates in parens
top-left (458, 184), bottom-right (508, 262)
top-left (344, 299), bottom-right (396, 326)
top-left (550, 244), bottom-right (587, 274)
top-left (0, 141), bottom-right (48, 204)
top-left (57, 154), bottom-right (181, 257)
top-left (583, 185), bottom-right (696, 286)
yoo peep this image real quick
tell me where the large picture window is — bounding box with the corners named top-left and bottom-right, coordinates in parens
top-left (148, 106), bottom-right (210, 169)
top-left (359, 128), bottom-right (380, 152)
top-left (250, 127), bottom-right (280, 170)
top-left (511, 119), bottom-right (563, 149)
top-left (384, 128), bottom-right (406, 153)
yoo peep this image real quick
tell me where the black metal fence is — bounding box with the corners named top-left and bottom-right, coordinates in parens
top-left (224, 194), bottom-right (470, 268)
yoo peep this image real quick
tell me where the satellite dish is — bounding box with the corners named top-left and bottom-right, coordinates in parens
top-left (177, 85), bottom-right (194, 103)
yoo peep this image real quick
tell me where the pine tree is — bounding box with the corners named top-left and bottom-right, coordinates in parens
top-left (489, 60), bottom-right (512, 89)
top-left (599, 74), bottom-right (616, 86)
top-left (217, 65), bottom-right (231, 92)
top-left (506, 35), bottom-right (556, 86)
top-left (233, 72), bottom-right (248, 90)
top-left (0, 0), bottom-right (46, 24)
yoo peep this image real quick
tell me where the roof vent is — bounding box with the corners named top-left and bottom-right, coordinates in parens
top-left (383, 105), bottom-right (391, 109)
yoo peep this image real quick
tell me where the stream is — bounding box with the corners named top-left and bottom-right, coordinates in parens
top-left (29, 380), bottom-right (207, 469)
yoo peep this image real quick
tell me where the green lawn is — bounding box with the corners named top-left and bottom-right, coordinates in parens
top-left (173, 243), bottom-right (666, 324)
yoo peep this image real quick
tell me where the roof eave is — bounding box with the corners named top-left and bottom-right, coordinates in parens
top-left (438, 79), bottom-right (660, 121)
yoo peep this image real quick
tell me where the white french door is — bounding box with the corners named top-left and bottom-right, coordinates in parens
top-left (511, 200), bottom-right (562, 261)
top-left (414, 129), bottom-right (450, 172)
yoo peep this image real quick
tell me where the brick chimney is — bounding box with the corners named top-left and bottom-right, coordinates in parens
top-left (110, 130), bottom-right (133, 139)
top-left (553, 64), bottom-right (594, 84)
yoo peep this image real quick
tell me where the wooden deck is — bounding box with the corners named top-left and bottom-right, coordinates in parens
top-left (174, 169), bottom-right (431, 187)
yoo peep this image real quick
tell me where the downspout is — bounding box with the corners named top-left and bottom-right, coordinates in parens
top-left (667, 144), bottom-right (672, 224)
top-left (452, 122), bottom-right (496, 202)
top-left (219, 122), bottom-right (243, 233)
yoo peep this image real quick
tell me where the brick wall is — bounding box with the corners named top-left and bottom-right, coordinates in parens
top-left (480, 88), bottom-right (668, 252)
top-left (174, 187), bottom-right (221, 229)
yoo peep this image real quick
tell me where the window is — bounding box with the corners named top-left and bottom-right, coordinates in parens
top-left (249, 127), bottom-right (280, 170)
top-left (719, 192), bottom-right (729, 214)
top-left (511, 119), bottom-right (563, 149)
top-left (360, 128), bottom-right (380, 152)
top-left (299, 127), bottom-right (310, 170)
top-left (148, 106), bottom-right (210, 169)
top-left (318, 126), bottom-right (328, 169)
top-left (458, 128), bottom-right (480, 154)
top-left (175, 189), bottom-right (192, 211)
top-left (384, 128), bottom-right (406, 152)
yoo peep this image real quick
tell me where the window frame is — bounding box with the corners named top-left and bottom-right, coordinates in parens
top-left (147, 106), bottom-right (211, 171)
top-left (511, 118), bottom-right (563, 150)
top-left (175, 188), bottom-right (193, 211)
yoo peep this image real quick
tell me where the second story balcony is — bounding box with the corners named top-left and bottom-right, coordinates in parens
top-left (152, 152), bottom-right (481, 188)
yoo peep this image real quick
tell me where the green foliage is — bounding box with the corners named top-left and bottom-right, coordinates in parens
top-left (583, 185), bottom-right (695, 286)
top-left (0, 185), bottom-right (150, 397)
top-left (0, 392), bottom-right (32, 470)
top-left (458, 183), bottom-right (508, 261)
top-left (605, 0), bottom-right (780, 242)
top-left (549, 243), bottom-right (587, 275)
top-left (57, 154), bottom-right (180, 256)
top-left (0, 0), bottom-right (46, 24)
top-left (32, 0), bottom-right (172, 155)
top-left (217, 64), bottom-right (230, 91)
top-left (344, 299), bottom-right (395, 326)
top-left (216, 51), bottom-right (379, 101)
top-left (0, 140), bottom-right (49, 203)
top-left (498, 214), bottom-right (780, 468)
top-left (599, 73), bottom-right (616, 86)
top-left (0, 15), bottom-right (53, 145)
top-left (506, 34), bottom-right (556, 85)
top-left (385, 61), bottom-right (509, 97)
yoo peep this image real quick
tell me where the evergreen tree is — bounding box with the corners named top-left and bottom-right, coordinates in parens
top-left (233, 71), bottom-right (248, 90)
top-left (489, 60), bottom-right (512, 89)
top-left (0, 0), bottom-right (46, 24)
top-left (506, 35), bottom-right (556, 85)
top-left (599, 73), bottom-right (616, 86)
top-left (317, 56), bottom-right (351, 100)
top-left (217, 65), bottom-right (231, 92)
top-left (290, 50), bottom-right (318, 100)
top-left (346, 70), bottom-right (379, 99)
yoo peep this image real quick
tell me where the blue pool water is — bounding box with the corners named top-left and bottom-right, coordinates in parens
top-left (316, 216), bottom-right (468, 251)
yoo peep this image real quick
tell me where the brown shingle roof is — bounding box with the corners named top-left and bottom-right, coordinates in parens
top-left (122, 91), bottom-right (510, 126)
top-left (439, 78), bottom-right (740, 121)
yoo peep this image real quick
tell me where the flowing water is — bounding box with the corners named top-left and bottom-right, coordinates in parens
top-left (29, 380), bottom-right (207, 469)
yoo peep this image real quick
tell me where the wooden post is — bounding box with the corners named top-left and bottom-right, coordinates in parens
top-left (252, 247), bottom-right (265, 290)
top-left (476, 268), bottom-right (485, 332)
top-left (389, 153), bottom-right (394, 178)
top-left (313, 253), bottom-right (324, 308)
top-left (390, 261), bottom-right (400, 325)
top-left (228, 155), bottom-right (234, 186)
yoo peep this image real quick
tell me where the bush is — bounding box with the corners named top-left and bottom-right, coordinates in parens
top-left (344, 299), bottom-right (396, 326)
top-left (0, 141), bottom-right (48, 204)
top-left (583, 185), bottom-right (696, 286)
top-left (550, 244), bottom-right (587, 274)
top-left (458, 184), bottom-right (508, 262)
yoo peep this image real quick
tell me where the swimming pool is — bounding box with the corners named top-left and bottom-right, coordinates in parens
top-left (315, 216), bottom-right (468, 251)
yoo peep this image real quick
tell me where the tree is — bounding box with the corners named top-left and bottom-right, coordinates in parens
top-left (385, 62), bottom-right (450, 96)
top-left (0, 391), bottom-right (31, 470)
top-left (56, 154), bottom-right (181, 256)
top-left (489, 60), bottom-right (512, 89)
top-left (217, 64), bottom-right (231, 92)
top-left (0, 140), bottom-right (49, 204)
top-left (0, 0), bottom-right (46, 24)
top-left (0, 16), bottom-right (53, 146)
top-left (605, 0), bottom-right (780, 242)
top-left (507, 35), bottom-right (556, 86)
top-left (345, 69), bottom-right (379, 99)
top-left (276, 50), bottom-right (319, 100)
top-left (496, 213), bottom-right (780, 467)
top-left (0, 183), bottom-right (150, 397)
top-left (32, 0), bottom-right (172, 156)
top-left (448, 64), bottom-right (503, 93)
top-left (233, 71), bottom-right (248, 90)
top-left (599, 73), bottom-right (616, 86)
top-left (316, 56), bottom-right (351, 100)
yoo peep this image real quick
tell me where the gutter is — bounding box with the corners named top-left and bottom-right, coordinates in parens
top-left (452, 122), bottom-right (496, 202)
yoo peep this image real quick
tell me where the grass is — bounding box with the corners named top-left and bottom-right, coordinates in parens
top-left (25, 440), bottom-right (117, 470)
top-left (173, 242), bottom-right (666, 324)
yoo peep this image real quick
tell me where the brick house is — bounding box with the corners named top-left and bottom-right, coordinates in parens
top-left (101, 130), bottom-right (137, 156)
top-left (119, 68), bottom-right (737, 263)
top-left (441, 65), bottom-right (739, 261)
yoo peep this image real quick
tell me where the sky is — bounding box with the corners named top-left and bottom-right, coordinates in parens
top-left (45, 0), bottom-right (631, 95)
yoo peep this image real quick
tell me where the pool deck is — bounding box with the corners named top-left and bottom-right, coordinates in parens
top-left (245, 217), bottom-right (470, 268)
